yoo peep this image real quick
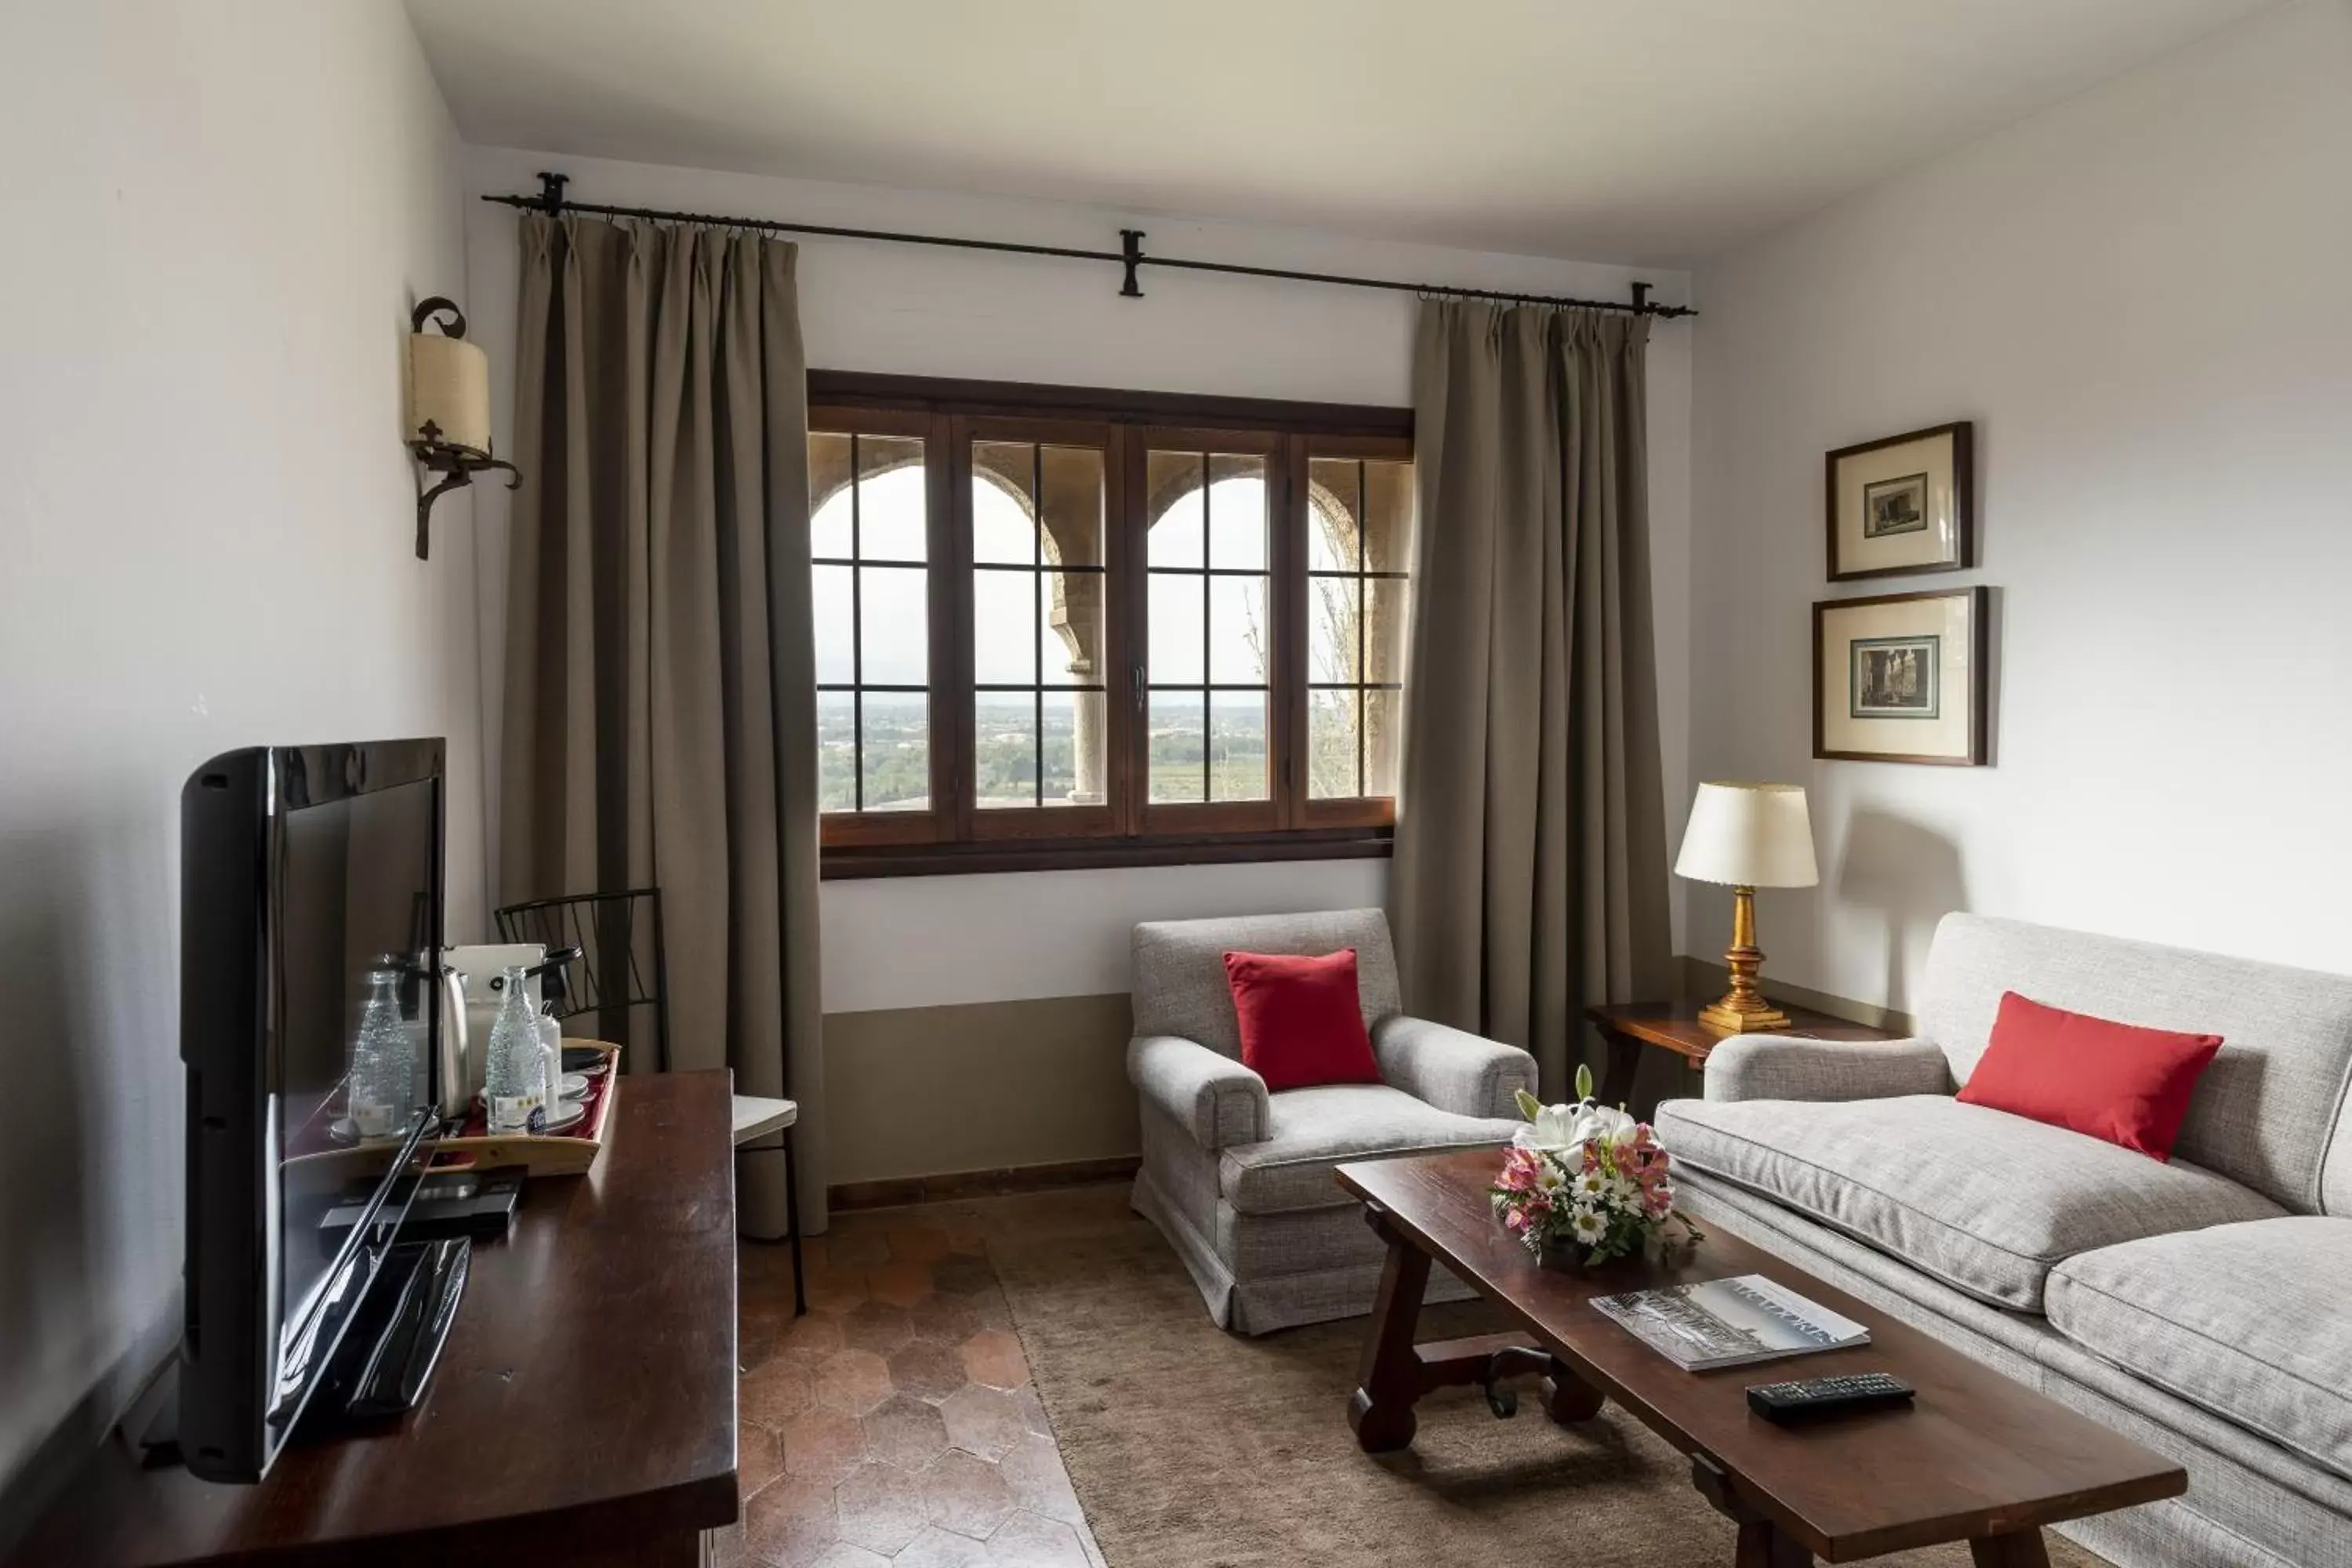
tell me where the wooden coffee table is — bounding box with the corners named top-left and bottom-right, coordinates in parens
top-left (1336, 1149), bottom-right (2185, 1567)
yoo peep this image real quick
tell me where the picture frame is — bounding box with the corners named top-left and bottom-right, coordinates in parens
top-left (1813, 587), bottom-right (1987, 765)
top-left (1825, 421), bottom-right (1973, 581)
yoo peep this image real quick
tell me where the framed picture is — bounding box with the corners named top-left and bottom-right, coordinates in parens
top-left (1825, 421), bottom-right (1973, 580)
top-left (1813, 587), bottom-right (1987, 765)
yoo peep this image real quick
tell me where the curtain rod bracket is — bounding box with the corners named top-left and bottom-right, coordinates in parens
top-left (537, 171), bottom-right (569, 215)
top-left (1119, 230), bottom-right (1145, 299)
top-left (1632, 281), bottom-right (1651, 311)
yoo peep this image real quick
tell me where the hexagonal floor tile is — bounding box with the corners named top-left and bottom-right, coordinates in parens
top-left (886, 1217), bottom-right (952, 1263)
top-left (833, 1459), bottom-right (930, 1556)
top-left (739, 1421), bottom-right (786, 1501)
top-left (773, 1310), bottom-right (846, 1370)
top-left (868, 1256), bottom-right (935, 1308)
top-left (894, 1525), bottom-right (993, 1568)
top-left (995, 1431), bottom-right (1085, 1527)
top-left (780, 1408), bottom-right (870, 1489)
top-left (931, 1256), bottom-right (996, 1296)
top-left (838, 1299), bottom-right (913, 1356)
top-left (958, 1327), bottom-right (1029, 1391)
top-left (938, 1382), bottom-right (1027, 1461)
top-left (742, 1475), bottom-right (835, 1568)
top-left (742, 1359), bottom-right (815, 1429)
top-left (906, 1290), bottom-right (983, 1345)
top-left (886, 1338), bottom-right (969, 1403)
top-left (804, 1544), bottom-right (892, 1568)
top-left (919, 1447), bottom-right (1016, 1540)
top-left (989, 1509), bottom-right (1091, 1568)
top-left (862, 1391), bottom-right (950, 1471)
top-left (815, 1348), bottom-right (895, 1415)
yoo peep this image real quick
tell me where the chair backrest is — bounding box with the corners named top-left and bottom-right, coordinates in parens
top-left (1130, 908), bottom-right (1401, 1059)
top-left (495, 887), bottom-right (671, 1073)
top-left (1918, 913), bottom-right (2352, 1214)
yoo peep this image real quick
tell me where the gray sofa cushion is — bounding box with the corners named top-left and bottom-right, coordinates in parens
top-left (2047, 1216), bottom-right (2352, 1485)
top-left (1131, 909), bottom-right (1402, 1060)
top-left (1218, 1083), bottom-right (1519, 1215)
top-left (1918, 913), bottom-right (2352, 1214)
top-left (1655, 1094), bottom-right (2284, 1310)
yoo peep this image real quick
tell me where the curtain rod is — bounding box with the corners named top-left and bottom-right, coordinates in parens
top-left (480, 172), bottom-right (1696, 320)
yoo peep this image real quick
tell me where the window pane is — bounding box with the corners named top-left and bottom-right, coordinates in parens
top-left (1364, 687), bottom-right (1403, 797)
top-left (1042, 687), bottom-right (1105, 806)
top-left (1208, 575), bottom-right (1268, 685)
top-left (1307, 457), bottom-right (1360, 572)
top-left (809, 433), bottom-right (854, 558)
top-left (973, 696), bottom-right (1037, 810)
top-left (1147, 572), bottom-right (1203, 685)
top-left (1207, 462), bottom-right (1266, 569)
top-left (1308, 688), bottom-right (1359, 800)
top-left (813, 564), bottom-right (855, 684)
top-left (1366, 575), bottom-right (1410, 684)
top-left (1363, 459), bottom-right (1415, 575)
top-left (861, 692), bottom-right (930, 811)
top-left (856, 437), bottom-right (927, 561)
top-left (1148, 691), bottom-right (1206, 803)
top-left (1039, 445), bottom-right (1105, 568)
top-left (816, 691), bottom-right (857, 813)
top-left (858, 566), bottom-right (927, 685)
top-left (1146, 452), bottom-right (1204, 567)
top-left (971, 568), bottom-right (1036, 686)
top-left (1042, 568), bottom-right (1103, 688)
top-left (1308, 573), bottom-right (1360, 686)
top-left (1208, 692), bottom-right (1269, 802)
top-left (972, 441), bottom-right (1036, 564)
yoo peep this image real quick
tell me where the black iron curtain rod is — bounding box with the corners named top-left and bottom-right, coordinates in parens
top-left (480, 172), bottom-right (1695, 319)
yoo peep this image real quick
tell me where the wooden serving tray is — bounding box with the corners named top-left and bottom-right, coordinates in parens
top-left (419, 1039), bottom-right (622, 1178)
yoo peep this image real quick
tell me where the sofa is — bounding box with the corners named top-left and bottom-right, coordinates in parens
top-left (1655, 913), bottom-right (2352, 1568)
top-left (1125, 908), bottom-right (1537, 1334)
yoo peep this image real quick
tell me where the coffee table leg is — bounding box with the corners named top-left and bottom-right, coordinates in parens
top-left (1968, 1531), bottom-right (2053, 1568)
top-left (1598, 1029), bottom-right (1640, 1111)
top-left (1734, 1519), bottom-right (1815, 1567)
top-left (1347, 1207), bottom-right (1432, 1452)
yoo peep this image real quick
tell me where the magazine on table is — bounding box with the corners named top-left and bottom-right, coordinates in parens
top-left (1591, 1273), bottom-right (1870, 1371)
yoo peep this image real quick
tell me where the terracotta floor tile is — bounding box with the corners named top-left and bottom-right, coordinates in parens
top-left (743, 1475), bottom-right (837, 1568)
top-left (958, 1327), bottom-right (1029, 1391)
top-left (988, 1510), bottom-right (1091, 1568)
top-left (868, 1258), bottom-right (935, 1309)
top-left (709, 1519), bottom-right (749, 1568)
top-left (739, 1421), bottom-right (786, 1500)
top-left (885, 1216), bottom-right (953, 1263)
top-left (804, 1544), bottom-right (892, 1568)
top-left (781, 1408), bottom-right (871, 1488)
top-left (892, 1524), bottom-right (993, 1568)
top-left (938, 1383), bottom-right (1027, 1461)
top-left (1007, 1385), bottom-right (1051, 1437)
top-left (824, 1223), bottom-right (895, 1268)
top-left (886, 1338), bottom-right (970, 1403)
top-left (994, 1432), bottom-right (1084, 1527)
top-left (804, 1263), bottom-right (871, 1314)
top-left (862, 1391), bottom-right (950, 1471)
top-left (815, 1348), bottom-right (896, 1415)
top-left (1077, 1521), bottom-right (1109, 1568)
top-left (742, 1359), bottom-right (816, 1429)
top-left (931, 1256), bottom-right (997, 1296)
top-left (774, 1309), bottom-right (847, 1370)
top-left (906, 1290), bottom-right (983, 1345)
top-left (960, 1284), bottom-right (1015, 1332)
top-left (839, 1298), bottom-right (915, 1356)
top-left (919, 1447), bottom-right (1016, 1539)
top-left (833, 1458), bottom-right (931, 1555)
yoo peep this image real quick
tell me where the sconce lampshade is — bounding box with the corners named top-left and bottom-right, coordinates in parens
top-left (405, 328), bottom-right (491, 457)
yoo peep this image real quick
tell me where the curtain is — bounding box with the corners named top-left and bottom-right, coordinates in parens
top-left (501, 213), bottom-right (826, 1238)
top-left (1389, 301), bottom-right (1672, 1099)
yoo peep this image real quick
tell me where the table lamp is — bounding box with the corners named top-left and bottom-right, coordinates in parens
top-left (1675, 782), bottom-right (1819, 1034)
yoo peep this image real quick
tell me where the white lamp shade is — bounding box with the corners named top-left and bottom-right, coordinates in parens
top-left (1675, 782), bottom-right (1819, 888)
top-left (405, 331), bottom-right (492, 455)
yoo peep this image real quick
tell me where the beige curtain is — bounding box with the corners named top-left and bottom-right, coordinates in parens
top-left (1390, 301), bottom-right (1672, 1099)
top-left (500, 214), bottom-right (825, 1238)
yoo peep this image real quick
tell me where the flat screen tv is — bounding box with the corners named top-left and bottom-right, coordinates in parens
top-left (177, 739), bottom-right (445, 1481)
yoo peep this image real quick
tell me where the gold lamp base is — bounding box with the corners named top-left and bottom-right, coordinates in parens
top-left (1697, 885), bottom-right (1794, 1035)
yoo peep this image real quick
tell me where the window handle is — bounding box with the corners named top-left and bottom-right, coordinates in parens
top-left (1133, 664), bottom-right (1146, 717)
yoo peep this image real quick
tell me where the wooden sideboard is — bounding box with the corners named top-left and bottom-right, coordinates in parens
top-left (5, 1071), bottom-right (741, 1568)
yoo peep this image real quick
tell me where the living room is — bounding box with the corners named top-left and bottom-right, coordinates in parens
top-left (2, 2), bottom-right (2347, 1566)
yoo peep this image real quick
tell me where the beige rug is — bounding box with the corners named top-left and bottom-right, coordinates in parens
top-left (986, 1187), bottom-right (2107, 1568)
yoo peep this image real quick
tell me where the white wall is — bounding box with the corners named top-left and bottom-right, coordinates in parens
top-left (0, 0), bottom-right (477, 1527)
top-left (461, 146), bottom-right (1697, 1009)
top-left (1688, 0), bottom-right (2352, 1013)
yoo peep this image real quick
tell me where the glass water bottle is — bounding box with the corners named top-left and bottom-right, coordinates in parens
top-left (485, 964), bottom-right (548, 1134)
top-left (349, 968), bottom-right (416, 1139)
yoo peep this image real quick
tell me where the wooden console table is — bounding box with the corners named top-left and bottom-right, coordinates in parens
top-left (6, 1072), bottom-right (741, 1568)
top-left (1588, 1000), bottom-right (1900, 1112)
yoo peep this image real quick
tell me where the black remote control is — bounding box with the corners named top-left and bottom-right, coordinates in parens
top-left (1746, 1371), bottom-right (1915, 1425)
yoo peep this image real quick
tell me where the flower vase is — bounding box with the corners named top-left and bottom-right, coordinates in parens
top-left (1537, 1237), bottom-right (1595, 1273)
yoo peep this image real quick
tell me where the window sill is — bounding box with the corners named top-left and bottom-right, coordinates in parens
top-left (819, 826), bottom-right (1392, 880)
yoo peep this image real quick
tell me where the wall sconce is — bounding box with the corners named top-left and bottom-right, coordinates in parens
top-left (405, 296), bottom-right (520, 561)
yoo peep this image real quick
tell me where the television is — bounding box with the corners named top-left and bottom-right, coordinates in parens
top-left (176, 739), bottom-right (452, 1482)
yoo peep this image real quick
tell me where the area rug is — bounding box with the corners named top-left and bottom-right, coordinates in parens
top-left (985, 1186), bottom-right (2107, 1568)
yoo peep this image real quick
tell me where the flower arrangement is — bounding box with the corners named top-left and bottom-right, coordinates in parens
top-left (1490, 1065), bottom-right (1702, 1266)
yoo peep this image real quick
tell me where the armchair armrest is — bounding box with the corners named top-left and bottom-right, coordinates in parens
top-left (1702, 1035), bottom-right (1953, 1103)
top-left (1371, 1014), bottom-right (1537, 1121)
top-left (1127, 1034), bottom-right (1269, 1150)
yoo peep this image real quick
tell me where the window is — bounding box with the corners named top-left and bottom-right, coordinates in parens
top-left (809, 376), bottom-right (1411, 874)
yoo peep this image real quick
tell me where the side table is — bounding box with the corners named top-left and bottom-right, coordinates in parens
top-left (1585, 1000), bottom-right (1900, 1114)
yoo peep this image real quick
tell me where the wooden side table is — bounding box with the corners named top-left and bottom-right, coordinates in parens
top-left (1585, 1000), bottom-right (1900, 1112)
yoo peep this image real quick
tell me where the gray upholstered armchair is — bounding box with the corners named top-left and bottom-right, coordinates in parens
top-left (1126, 908), bottom-right (1537, 1334)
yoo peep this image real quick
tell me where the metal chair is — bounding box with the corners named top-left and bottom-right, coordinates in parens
top-left (495, 887), bottom-right (806, 1316)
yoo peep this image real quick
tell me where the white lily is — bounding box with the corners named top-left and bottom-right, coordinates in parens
top-left (1511, 1064), bottom-right (1640, 1152)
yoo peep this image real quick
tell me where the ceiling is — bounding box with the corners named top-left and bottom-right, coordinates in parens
top-left (405, 0), bottom-right (2275, 266)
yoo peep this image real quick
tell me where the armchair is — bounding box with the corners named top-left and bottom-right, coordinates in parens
top-left (1126, 909), bottom-right (1535, 1333)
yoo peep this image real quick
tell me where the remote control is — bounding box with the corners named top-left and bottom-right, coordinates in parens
top-left (1746, 1371), bottom-right (1915, 1425)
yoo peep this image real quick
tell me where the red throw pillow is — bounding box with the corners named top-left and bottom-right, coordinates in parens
top-left (1956, 990), bottom-right (2221, 1160)
top-left (1222, 949), bottom-right (1381, 1093)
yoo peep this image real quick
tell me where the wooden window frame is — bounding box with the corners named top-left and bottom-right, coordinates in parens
top-left (810, 372), bottom-right (1411, 879)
